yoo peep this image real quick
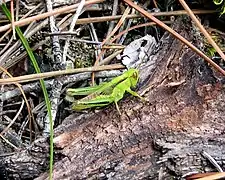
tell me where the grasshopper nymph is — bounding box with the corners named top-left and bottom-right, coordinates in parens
top-left (66, 69), bottom-right (143, 114)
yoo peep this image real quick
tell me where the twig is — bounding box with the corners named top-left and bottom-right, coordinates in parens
top-left (0, 110), bottom-right (17, 116)
top-left (75, 9), bottom-right (216, 25)
top-left (99, 50), bottom-right (123, 65)
top-left (0, 64), bottom-right (124, 84)
top-left (44, 0), bottom-right (63, 134)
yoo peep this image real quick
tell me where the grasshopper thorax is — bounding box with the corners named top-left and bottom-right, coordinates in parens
top-left (128, 69), bottom-right (139, 88)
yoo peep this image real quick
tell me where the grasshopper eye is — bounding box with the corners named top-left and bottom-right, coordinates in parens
top-left (132, 72), bottom-right (138, 79)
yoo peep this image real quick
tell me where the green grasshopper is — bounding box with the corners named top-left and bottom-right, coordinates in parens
top-left (66, 68), bottom-right (143, 114)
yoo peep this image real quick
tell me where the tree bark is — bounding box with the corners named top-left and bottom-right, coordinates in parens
top-left (2, 17), bottom-right (225, 180)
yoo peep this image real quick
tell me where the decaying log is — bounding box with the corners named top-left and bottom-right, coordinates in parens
top-left (1, 16), bottom-right (225, 180)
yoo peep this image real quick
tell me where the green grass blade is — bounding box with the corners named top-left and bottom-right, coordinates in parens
top-left (1, 4), bottom-right (54, 180)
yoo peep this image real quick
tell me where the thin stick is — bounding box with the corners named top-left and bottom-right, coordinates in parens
top-left (0, 64), bottom-right (124, 84)
top-left (75, 9), bottom-right (216, 25)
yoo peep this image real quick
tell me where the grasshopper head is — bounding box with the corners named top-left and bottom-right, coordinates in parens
top-left (128, 69), bottom-right (139, 88)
